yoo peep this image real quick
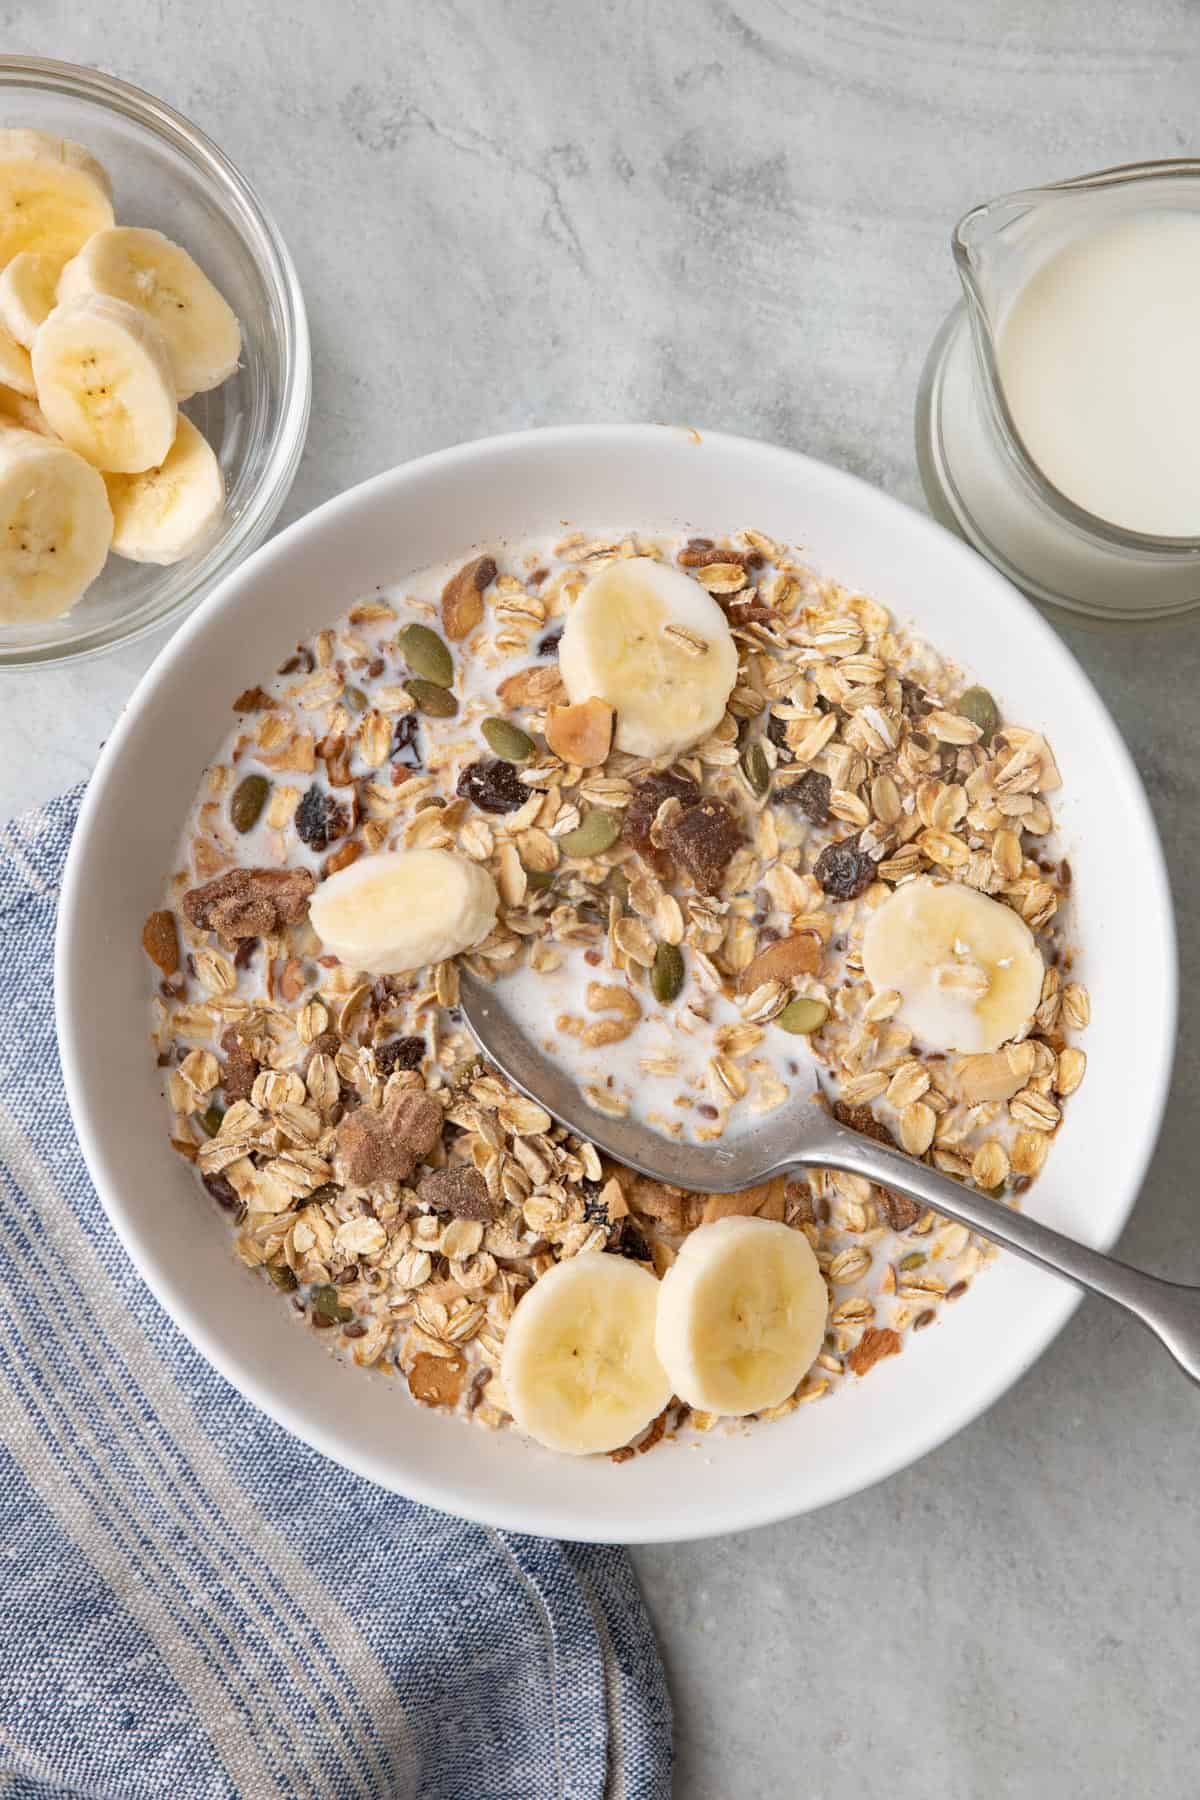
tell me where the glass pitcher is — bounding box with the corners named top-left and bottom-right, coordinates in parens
top-left (916, 159), bottom-right (1200, 623)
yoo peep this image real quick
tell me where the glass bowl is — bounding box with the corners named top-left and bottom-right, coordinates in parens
top-left (0, 56), bottom-right (310, 669)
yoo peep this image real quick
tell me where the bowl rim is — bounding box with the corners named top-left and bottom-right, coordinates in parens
top-left (55, 424), bottom-right (1178, 1539)
top-left (0, 54), bottom-right (312, 671)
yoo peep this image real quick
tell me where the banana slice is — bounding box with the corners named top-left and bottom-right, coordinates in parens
top-left (0, 315), bottom-right (35, 397)
top-left (500, 1253), bottom-right (672, 1455)
top-left (0, 426), bottom-right (113, 623)
top-left (0, 251), bottom-right (63, 347)
top-left (0, 384), bottom-right (53, 435)
top-left (861, 875), bottom-right (1044, 1054)
top-left (33, 296), bottom-right (177, 473)
top-left (558, 556), bottom-right (739, 759)
top-left (0, 130), bottom-right (113, 268)
top-left (309, 848), bottom-right (498, 976)
top-left (655, 1217), bottom-right (828, 1416)
top-left (58, 227), bottom-right (241, 400)
top-left (105, 415), bottom-right (224, 564)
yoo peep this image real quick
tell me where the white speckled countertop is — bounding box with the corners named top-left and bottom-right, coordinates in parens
top-left (5, 3), bottom-right (1199, 1793)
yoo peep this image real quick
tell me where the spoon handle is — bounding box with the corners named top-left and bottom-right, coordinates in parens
top-left (802, 1125), bottom-right (1200, 1385)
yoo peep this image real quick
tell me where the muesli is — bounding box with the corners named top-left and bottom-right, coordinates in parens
top-left (145, 529), bottom-right (1088, 1456)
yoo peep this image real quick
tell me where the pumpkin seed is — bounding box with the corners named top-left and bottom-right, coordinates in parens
top-left (607, 868), bottom-right (630, 905)
top-left (398, 623), bottom-right (453, 686)
top-left (559, 809), bottom-right (621, 858)
top-left (403, 677), bottom-right (459, 718)
top-left (898, 1251), bottom-right (927, 1271)
top-left (268, 1263), bottom-right (298, 1291)
top-left (482, 716), bottom-right (534, 763)
top-left (523, 868), bottom-right (556, 890)
top-left (958, 685), bottom-right (998, 746)
top-left (775, 997), bottom-right (829, 1035)
top-left (311, 1283), bottom-right (353, 1325)
top-left (229, 774), bottom-right (270, 834)
top-left (651, 942), bottom-right (685, 1004)
top-left (199, 1103), bottom-right (225, 1137)
top-left (742, 740), bottom-right (770, 796)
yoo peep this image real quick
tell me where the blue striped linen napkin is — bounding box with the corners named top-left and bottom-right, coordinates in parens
top-left (0, 789), bottom-right (673, 1800)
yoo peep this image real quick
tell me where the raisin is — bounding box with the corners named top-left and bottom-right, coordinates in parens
top-left (537, 627), bottom-right (563, 657)
top-left (456, 758), bottom-right (526, 814)
top-left (814, 834), bottom-right (875, 900)
top-left (295, 785), bottom-right (349, 852)
top-left (376, 1035), bottom-right (425, 1076)
top-left (611, 1218), bottom-right (652, 1261)
top-left (662, 797), bottom-right (743, 894)
top-left (624, 769), bottom-right (701, 869)
top-left (766, 712), bottom-right (795, 761)
top-left (901, 679), bottom-right (932, 720)
top-left (234, 936), bottom-right (259, 970)
top-left (786, 768), bottom-right (831, 824)
top-left (392, 713), bottom-right (423, 769)
top-left (202, 1171), bottom-right (241, 1211)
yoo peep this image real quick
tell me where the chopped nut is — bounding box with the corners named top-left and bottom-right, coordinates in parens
top-left (737, 931), bottom-right (823, 993)
top-left (220, 1027), bottom-right (259, 1103)
top-left (441, 554), bottom-right (496, 640)
top-left (662, 797), bottom-right (742, 894)
top-left (846, 1326), bottom-right (901, 1376)
top-left (545, 697), bottom-right (615, 767)
top-left (407, 1350), bottom-right (466, 1408)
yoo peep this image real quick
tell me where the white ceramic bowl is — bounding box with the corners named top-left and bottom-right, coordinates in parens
top-left (56, 426), bottom-right (1176, 1543)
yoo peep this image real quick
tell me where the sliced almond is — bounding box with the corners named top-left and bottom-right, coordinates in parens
top-left (737, 930), bottom-right (823, 994)
top-left (545, 697), bottom-right (615, 767)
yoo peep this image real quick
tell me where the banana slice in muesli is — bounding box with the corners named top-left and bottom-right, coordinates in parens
top-left (309, 848), bottom-right (498, 976)
top-left (655, 1217), bottom-right (828, 1417)
top-left (861, 875), bottom-right (1044, 1055)
top-left (501, 1253), bottom-right (672, 1455)
top-left (558, 556), bottom-right (738, 759)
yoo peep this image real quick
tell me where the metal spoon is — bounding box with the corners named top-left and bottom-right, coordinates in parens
top-left (457, 968), bottom-right (1199, 1384)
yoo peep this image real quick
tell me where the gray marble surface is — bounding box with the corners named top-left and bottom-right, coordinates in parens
top-left (5, 3), bottom-right (1200, 1795)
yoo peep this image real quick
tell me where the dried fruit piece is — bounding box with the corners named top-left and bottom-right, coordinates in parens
top-left (814, 834), bottom-right (875, 900)
top-left (183, 866), bottom-right (315, 941)
top-left (441, 553), bottom-right (496, 640)
top-left (651, 941), bottom-right (685, 1004)
top-left (559, 808), bottom-right (621, 859)
top-left (785, 768), bottom-right (831, 824)
top-left (391, 713), bottom-right (423, 769)
top-left (544, 697), bottom-right (614, 767)
top-left (295, 784), bottom-right (349, 851)
top-left (958, 685), bottom-right (998, 746)
top-left (481, 717), bottom-right (534, 763)
top-left (537, 627), bottom-right (562, 657)
top-left (662, 797), bottom-right (742, 894)
top-left (832, 1099), bottom-right (896, 1147)
top-left (765, 711), bottom-right (793, 762)
top-left (624, 769), bottom-right (701, 872)
top-left (408, 1349), bottom-right (466, 1408)
top-left (456, 758), bottom-right (526, 814)
top-left (876, 1187), bottom-right (922, 1231)
top-left (738, 931), bottom-right (823, 993)
top-left (398, 622), bottom-right (454, 687)
top-left (220, 1026), bottom-right (259, 1102)
top-left (417, 1164), bottom-right (496, 1221)
top-left (141, 908), bottom-right (179, 976)
top-left (375, 1035), bottom-right (425, 1076)
top-left (229, 773), bottom-right (270, 834)
top-left (775, 997), bottom-right (829, 1035)
top-left (403, 677), bottom-right (458, 718)
top-left (334, 1088), bottom-right (443, 1186)
top-left (232, 685), bottom-right (273, 713)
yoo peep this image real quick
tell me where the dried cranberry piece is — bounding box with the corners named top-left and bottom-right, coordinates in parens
top-left (537, 627), bottom-right (563, 657)
top-left (376, 1035), bottom-right (426, 1076)
top-left (295, 785), bottom-right (349, 851)
top-left (814, 834), bottom-right (875, 900)
top-left (392, 714), bottom-right (423, 769)
top-left (611, 1218), bottom-right (652, 1261)
top-left (786, 768), bottom-right (831, 824)
top-left (456, 758), bottom-right (526, 814)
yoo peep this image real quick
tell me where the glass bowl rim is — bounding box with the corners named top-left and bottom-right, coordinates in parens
top-left (0, 54), bottom-right (312, 671)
